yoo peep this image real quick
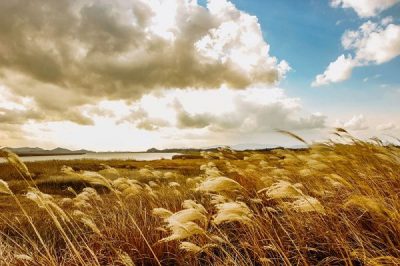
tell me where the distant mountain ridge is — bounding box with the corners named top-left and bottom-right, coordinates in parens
top-left (204, 143), bottom-right (279, 151)
top-left (3, 143), bottom-right (309, 157)
top-left (149, 143), bottom-right (277, 153)
top-left (2, 147), bottom-right (94, 156)
top-left (146, 143), bottom-right (308, 153)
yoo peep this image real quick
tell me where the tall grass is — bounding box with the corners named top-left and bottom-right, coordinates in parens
top-left (0, 131), bottom-right (400, 265)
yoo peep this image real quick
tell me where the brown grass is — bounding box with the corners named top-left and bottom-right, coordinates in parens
top-left (0, 132), bottom-right (400, 265)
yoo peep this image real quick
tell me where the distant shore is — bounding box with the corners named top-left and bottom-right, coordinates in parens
top-left (15, 152), bottom-right (88, 157)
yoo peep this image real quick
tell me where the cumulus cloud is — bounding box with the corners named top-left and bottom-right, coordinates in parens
top-left (0, 124), bottom-right (28, 147)
top-left (0, 108), bottom-right (43, 125)
top-left (173, 93), bottom-right (326, 132)
top-left (342, 20), bottom-right (400, 64)
top-left (335, 114), bottom-right (369, 131)
top-left (313, 18), bottom-right (400, 86)
top-left (377, 122), bottom-right (396, 131)
top-left (331, 0), bottom-right (399, 17)
top-left (118, 107), bottom-right (170, 131)
top-left (110, 87), bottom-right (326, 134)
top-left (0, 0), bottom-right (288, 125)
top-left (0, 107), bottom-right (94, 126)
top-left (0, 86), bottom-right (93, 125)
top-left (312, 55), bottom-right (356, 87)
top-left (85, 106), bottom-right (116, 118)
top-left (175, 105), bottom-right (215, 129)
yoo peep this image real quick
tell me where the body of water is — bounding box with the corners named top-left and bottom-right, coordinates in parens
top-left (0, 152), bottom-right (180, 163)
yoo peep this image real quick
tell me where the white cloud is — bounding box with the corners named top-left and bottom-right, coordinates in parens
top-left (331, 0), bottom-right (399, 18)
top-left (342, 20), bottom-right (400, 64)
top-left (363, 74), bottom-right (381, 82)
top-left (174, 99), bottom-right (325, 132)
top-left (381, 16), bottom-right (394, 25)
top-left (313, 18), bottom-right (400, 86)
top-left (312, 55), bottom-right (356, 87)
top-left (0, 86), bottom-right (33, 111)
top-left (116, 87), bottom-right (326, 133)
top-left (335, 114), bottom-right (369, 130)
top-left (377, 122), bottom-right (396, 130)
top-left (117, 107), bottom-right (171, 131)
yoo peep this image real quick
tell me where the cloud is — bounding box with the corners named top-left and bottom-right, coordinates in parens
top-left (0, 124), bottom-right (28, 146)
top-left (363, 74), bottom-right (381, 82)
top-left (137, 118), bottom-right (171, 131)
top-left (342, 20), bottom-right (400, 64)
top-left (331, 0), bottom-right (399, 17)
top-left (0, 86), bottom-right (93, 125)
top-left (377, 122), bottom-right (396, 131)
top-left (0, 108), bottom-right (43, 124)
top-left (173, 92), bottom-right (326, 132)
top-left (0, 123), bottom-right (56, 149)
top-left (85, 106), bottom-right (116, 118)
top-left (313, 18), bottom-right (400, 86)
top-left (312, 55), bottom-right (356, 87)
top-left (175, 108), bottom-right (215, 129)
top-left (335, 114), bottom-right (369, 130)
top-left (0, 0), bottom-right (288, 125)
top-left (109, 87), bottom-right (326, 134)
top-left (0, 107), bottom-right (94, 126)
top-left (118, 107), bottom-right (170, 131)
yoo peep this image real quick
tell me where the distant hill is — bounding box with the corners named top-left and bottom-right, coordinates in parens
top-left (5, 147), bottom-right (45, 153)
top-left (204, 143), bottom-right (280, 151)
top-left (146, 147), bottom-right (210, 153)
top-left (146, 143), bottom-right (307, 153)
top-left (146, 143), bottom-right (275, 153)
top-left (3, 143), bottom-right (309, 157)
top-left (50, 147), bottom-right (71, 154)
top-left (2, 147), bottom-right (94, 156)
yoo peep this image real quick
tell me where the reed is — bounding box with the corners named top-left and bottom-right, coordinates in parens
top-left (0, 131), bottom-right (400, 265)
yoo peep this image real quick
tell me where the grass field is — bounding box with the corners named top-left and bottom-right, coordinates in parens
top-left (1, 130), bottom-right (400, 265)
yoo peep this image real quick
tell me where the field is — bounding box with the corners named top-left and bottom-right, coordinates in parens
top-left (1, 131), bottom-right (400, 265)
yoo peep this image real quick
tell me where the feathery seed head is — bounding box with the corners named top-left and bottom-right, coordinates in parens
top-left (116, 250), bottom-right (135, 266)
top-left (73, 210), bottom-right (101, 235)
top-left (168, 181), bottom-right (180, 187)
top-left (210, 194), bottom-right (228, 205)
top-left (196, 176), bottom-right (243, 193)
top-left (182, 200), bottom-right (207, 213)
top-left (289, 196), bottom-right (325, 214)
top-left (179, 242), bottom-right (202, 253)
top-left (152, 208), bottom-right (173, 219)
top-left (213, 201), bottom-right (253, 225)
top-left (61, 165), bottom-right (74, 174)
top-left (344, 195), bottom-right (390, 217)
top-left (0, 149), bottom-right (31, 178)
top-left (264, 180), bottom-right (305, 199)
top-left (0, 179), bottom-right (11, 195)
top-left (161, 221), bottom-right (206, 242)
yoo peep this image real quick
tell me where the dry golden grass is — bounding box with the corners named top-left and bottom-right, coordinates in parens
top-left (0, 131), bottom-right (400, 265)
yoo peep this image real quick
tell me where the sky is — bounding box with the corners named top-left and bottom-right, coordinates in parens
top-left (0, 0), bottom-right (399, 151)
